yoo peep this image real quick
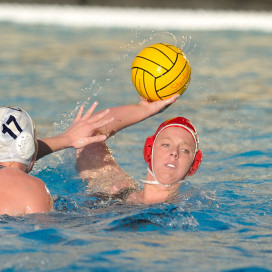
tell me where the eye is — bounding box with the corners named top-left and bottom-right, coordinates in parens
top-left (161, 143), bottom-right (170, 148)
top-left (180, 148), bottom-right (190, 154)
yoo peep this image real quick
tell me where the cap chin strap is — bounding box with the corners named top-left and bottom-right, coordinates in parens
top-left (140, 167), bottom-right (183, 188)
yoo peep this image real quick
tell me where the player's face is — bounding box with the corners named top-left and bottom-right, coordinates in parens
top-left (152, 127), bottom-right (196, 186)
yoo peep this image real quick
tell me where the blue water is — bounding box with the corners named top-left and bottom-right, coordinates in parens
top-left (0, 20), bottom-right (272, 271)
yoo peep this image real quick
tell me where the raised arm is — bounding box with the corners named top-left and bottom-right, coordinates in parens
top-left (36, 101), bottom-right (113, 160)
top-left (99, 94), bottom-right (180, 137)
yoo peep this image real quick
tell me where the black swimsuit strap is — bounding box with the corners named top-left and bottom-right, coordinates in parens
top-left (0, 165), bottom-right (6, 170)
top-left (90, 187), bottom-right (138, 202)
top-left (111, 187), bottom-right (138, 201)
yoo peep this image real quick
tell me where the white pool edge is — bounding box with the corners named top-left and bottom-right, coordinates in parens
top-left (0, 3), bottom-right (272, 31)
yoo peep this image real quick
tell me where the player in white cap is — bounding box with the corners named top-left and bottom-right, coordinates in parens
top-left (0, 103), bottom-right (112, 216)
top-left (0, 106), bottom-right (52, 216)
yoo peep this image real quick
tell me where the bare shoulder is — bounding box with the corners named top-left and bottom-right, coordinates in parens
top-left (0, 168), bottom-right (53, 216)
top-left (0, 167), bottom-right (45, 188)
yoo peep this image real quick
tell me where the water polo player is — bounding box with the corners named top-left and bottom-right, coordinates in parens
top-left (76, 94), bottom-right (202, 204)
top-left (0, 106), bottom-right (53, 215)
top-left (0, 103), bottom-right (113, 216)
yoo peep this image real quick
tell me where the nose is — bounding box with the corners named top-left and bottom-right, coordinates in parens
top-left (170, 147), bottom-right (179, 159)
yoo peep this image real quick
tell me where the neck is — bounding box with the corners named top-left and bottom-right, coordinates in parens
top-left (127, 181), bottom-right (180, 205)
top-left (141, 184), bottom-right (173, 204)
top-left (139, 170), bottom-right (181, 204)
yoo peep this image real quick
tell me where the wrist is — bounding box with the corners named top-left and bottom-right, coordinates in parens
top-left (138, 102), bottom-right (159, 119)
top-left (58, 133), bottom-right (73, 149)
top-left (137, 102), bottom-right (150, 117)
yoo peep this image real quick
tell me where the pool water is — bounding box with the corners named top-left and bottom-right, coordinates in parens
top-left (0, 17), bottom-right (272, 272)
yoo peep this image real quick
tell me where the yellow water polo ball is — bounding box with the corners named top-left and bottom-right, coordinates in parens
top-left (131, 43), bottom-right (191, 101)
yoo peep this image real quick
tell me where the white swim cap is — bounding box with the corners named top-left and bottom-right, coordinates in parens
top-left (0, 106), bottom-right (35, 167)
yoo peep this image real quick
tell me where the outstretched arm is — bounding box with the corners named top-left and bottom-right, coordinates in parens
top-left (96, 94), bottom-right (180, 137)
top-left (36, 101), bottom-right (113, 160)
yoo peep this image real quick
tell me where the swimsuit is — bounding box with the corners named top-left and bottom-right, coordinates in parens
top-left (0, 165), bottom-right (5, 170)
top-left (90, 187), bottom-right (138, 202)
top-left (111, 187), bottom-right (138, 201)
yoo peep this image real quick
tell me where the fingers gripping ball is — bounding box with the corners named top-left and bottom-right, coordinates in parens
top-left (131, 43), bottom-right (191, 101)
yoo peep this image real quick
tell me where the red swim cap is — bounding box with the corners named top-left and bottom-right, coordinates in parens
top-left (143, 117), bottom-right (203, 176)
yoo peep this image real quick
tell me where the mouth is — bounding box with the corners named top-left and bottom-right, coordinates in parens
top-left (166, 163), bottom-right (175, 168)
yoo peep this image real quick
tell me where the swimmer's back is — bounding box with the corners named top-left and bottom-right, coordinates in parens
top-left (0, 167), bottom-right (53, 216)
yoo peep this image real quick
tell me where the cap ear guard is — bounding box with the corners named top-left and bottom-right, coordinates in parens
top-left (187, 149), bottom-right (203, 176)
top-left (16, 131), bottom-right (35, 160)
top-left (143, 135), bottom-right (154, 165)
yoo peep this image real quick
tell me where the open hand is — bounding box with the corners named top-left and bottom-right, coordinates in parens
top-left (64, 102), bottom-right (113, 149)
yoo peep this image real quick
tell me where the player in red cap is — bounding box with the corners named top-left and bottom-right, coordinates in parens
top-left (142, 117), bottom-right (202, 187)
top-left (77, 94), bottom-right (202, 204)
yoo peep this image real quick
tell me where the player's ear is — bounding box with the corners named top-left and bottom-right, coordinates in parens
top-left (188, 150), bottom-right (203, 176)
top-left (143, 136), bottom-right (154, 165)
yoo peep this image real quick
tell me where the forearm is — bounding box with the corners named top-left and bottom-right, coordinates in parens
top-left (103, 104), bottom-right (152, 136)
top-left (37, 134), bottom-right (70, 160)
top-left (100, 95), bottom-right (178, 137)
